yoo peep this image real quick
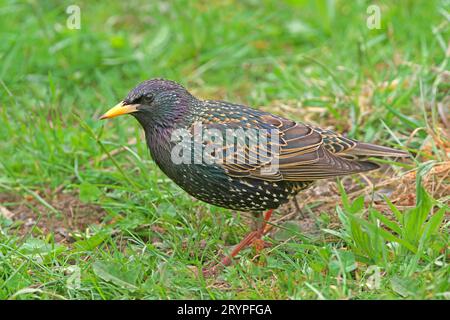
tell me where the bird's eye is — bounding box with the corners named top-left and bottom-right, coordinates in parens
top-left (141, 94), bottom-right (154, 104)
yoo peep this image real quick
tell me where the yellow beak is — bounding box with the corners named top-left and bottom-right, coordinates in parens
top-left (99, 101), bottom-right (139, 120)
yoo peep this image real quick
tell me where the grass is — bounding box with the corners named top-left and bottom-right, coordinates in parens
top-left (0, 0), bottom-right (449, 299)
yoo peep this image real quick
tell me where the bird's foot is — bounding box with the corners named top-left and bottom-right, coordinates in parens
top-left (202, 210), bottom-right (274, 277)
top-left (252, 238), bottom-right (271, 252)
top-left (202, 237), bottom-right (272, 277)
top-left (202, 230), bottom-right (260, 277)
top-left (202, 263), bottom-right (223, 278)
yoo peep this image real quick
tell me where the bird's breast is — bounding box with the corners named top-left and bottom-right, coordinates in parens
top-left (143, 125), bottom-right (312, 211)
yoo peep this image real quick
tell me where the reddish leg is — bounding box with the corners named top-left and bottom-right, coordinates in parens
top-left (260, 209), bottom-right (274, 234)
top-left (203, 209), bottom-right (274, 277)
top-left (252, 209), bottom-right (274, 251)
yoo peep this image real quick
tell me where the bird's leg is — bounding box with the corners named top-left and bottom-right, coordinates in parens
top-left (219, 231), bottom-right (260, 265)
top-left (252, 209), bottom-right (273, 251)
top-left (202, 231), bottom-right (260, 277)
top-left (217, 210), bottom-right (273, 264)
top-left (293, 196), bottom-right (307, 219)
top-left (202, 209), bottom-right (274, 277)
top-left (262, 209), bottom-right (274, 233)
top-left (222, 210), bottom-right (274, 263)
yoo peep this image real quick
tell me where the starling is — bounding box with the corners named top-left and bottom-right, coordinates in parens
top-left (100, 78), bottom-right (408, 273)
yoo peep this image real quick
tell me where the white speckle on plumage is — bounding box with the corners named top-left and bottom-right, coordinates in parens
top-left (240, 180), bottom-right (254, 188)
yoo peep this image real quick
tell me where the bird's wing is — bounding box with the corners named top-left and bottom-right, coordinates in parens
top-left (313, 127), bottom-right (409, 159)
top-left (194, 105), bottom-right (391, 182)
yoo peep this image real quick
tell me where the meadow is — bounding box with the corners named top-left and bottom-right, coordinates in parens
top-left (0, 0), bottom-right (448, 299)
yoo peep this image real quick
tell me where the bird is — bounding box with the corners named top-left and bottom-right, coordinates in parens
top-left (100, 78), bottom-right (408, 275)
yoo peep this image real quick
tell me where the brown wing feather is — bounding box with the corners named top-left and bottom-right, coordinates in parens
top-left (192, 99), bottom-right (407, 182)
top-left (313, 127), bottom-right (408, 158)
top-left (195, 111), bottom-right (381, 182)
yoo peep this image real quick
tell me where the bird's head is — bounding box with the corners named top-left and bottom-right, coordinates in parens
top-left (100, 78), bottom-right (194, 128)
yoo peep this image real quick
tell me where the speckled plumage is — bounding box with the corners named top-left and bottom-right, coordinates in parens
top-left (107, 78), bottom-right (408, 213)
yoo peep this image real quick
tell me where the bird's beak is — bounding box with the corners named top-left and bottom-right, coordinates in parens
top-left (99, 101), bottom-right (139, 120)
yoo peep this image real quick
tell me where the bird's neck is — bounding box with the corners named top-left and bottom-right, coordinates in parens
top-left (137, 95), bottom-right (200, 180)
top-left (143, 124), bottom-right (180, 182)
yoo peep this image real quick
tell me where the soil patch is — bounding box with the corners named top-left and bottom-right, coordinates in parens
top-left (0, 191), bottom-right (106, 243)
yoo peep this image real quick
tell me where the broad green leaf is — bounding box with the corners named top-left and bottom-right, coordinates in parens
top-left (390, 276), bottom-right (418, 298)
top-left (92, 261), bottom-right (138, 291)
top-left (370, 208), bottom-right (402, 234)
top-left (73, 232), bottom-right (109, 251)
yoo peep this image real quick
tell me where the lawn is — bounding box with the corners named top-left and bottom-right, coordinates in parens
top-left (0, 0), bottom-right (448, 299)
